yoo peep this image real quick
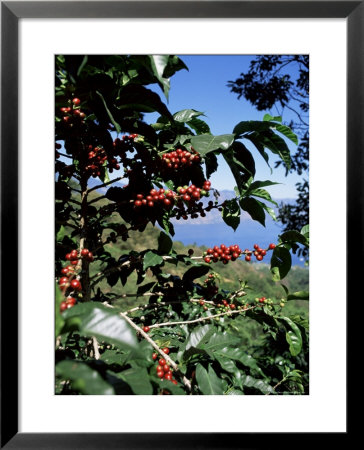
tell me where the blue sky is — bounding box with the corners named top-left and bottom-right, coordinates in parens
top-left (145, 55), bottom-right (307, 199)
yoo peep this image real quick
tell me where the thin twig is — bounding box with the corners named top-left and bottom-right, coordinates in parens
top-left (100, 304), bottom-right (192, 392)
top-left (122, 298), bottom-right (216, 315)
top-left (92, 337), bottom-right (100, 360)
top-left (148, 305), bottom-right (256, 329)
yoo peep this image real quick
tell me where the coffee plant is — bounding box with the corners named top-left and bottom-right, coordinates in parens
top-left (55, 55), bottom-right (309, 395)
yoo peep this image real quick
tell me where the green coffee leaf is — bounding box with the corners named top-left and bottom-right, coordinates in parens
top-left (56, 360), bottom-right (115, 395)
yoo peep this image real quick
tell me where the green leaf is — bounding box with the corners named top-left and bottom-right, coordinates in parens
top-left (188, 117), bottom-right (211, 134)
top-left (280, 317), bottom-right (303, 356)
top-left (119, 367), bottom-right (153, 395)
top-left (287, 291), bottom-right (309, 301)
top-left (258, 131), bottom-right (292, 170)
top-left (143, 251), bottom-right (164, 271)
top-left (205, 152), bottom-right (218, 179)
top-left (56, 360), bottom-right (115, 395)
top-left (77, 55), bottom-right (88, 77)
top-left (202, 331), bottom-right (240, 351)
top-left (226, 388), bottom-right (244, 395)
top-left (62, 303), bottom-right (139, 352)
top-left (263, 114), bottom-right (282, 122)
top-left (185, 325), bottom-right (214, 350)
top-left (96, 90), bottom-right (121, 133)
top-left (240, 197), bottom-right (266, 226)
top-left (270, 247), bottom-right (292, 281)
top-left (100, 350), bottom-right (129, 367)
top-left (301, 224), bottom-right (309, 237)
top-left (182, 264), bottom-right (210, 282)
top-left (212, 347), bottom-right (264, 376)
top-left (250, 188), bottom-right (278, 207)
top-left (196, 364), bottom-right (224, 395)
top-left (280, 230), bottom-right (308, 246)
top-left (274, 124), bottom-right (298, 145)
top-left (221, 198), bottom-right (240, 231)
top-left (55, 284), bottom-right (65, 339)
top-left (157, 211), bottom-right (174, 236)
top-left (190, 134), bottom-right (235, 156)
top-left (149, 55), bottom-right (170, 99)
top-left (56, 225), bottom-right (70, 243)
top-left (247, 180), bottom-right (280, 192)
top-left (261, 203), bottom-right (277, 221)
top-left (173, 109), bottom-right (204, 123)
top-left (241, 375), bottom-right (275, 395)
top-left (157, 231), bottom-right (173, 255)
top-left (215, 356), bottom-right (238, 374)
top-left (223, 142), bottom-right (256, 195)
top-left (233, 120), bottom-right (272, 136)
top-left (117, 84), bottom-right (173, 120)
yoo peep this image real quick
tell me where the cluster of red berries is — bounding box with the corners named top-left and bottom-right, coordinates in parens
top-left (65, 248), bottom-right (94, 264)
top-left (198, 299), bottom-right (209, 311)
top-left (177, 180), bottom-right (211, 202)
top-left (203, 244), bottom-right (242, 264)
top-left (58, 249), bottom-right (91, 312)
top-left (161, 148), bottom-right (201, 170)
top-left (86, 146), bottom-right (120, 178)
top-left (60, 98), bottom-right (86, 126)
top-left (134, 188), bottom-right (176, 209)
top-left (221, 299), bottom-right (236, 309)
top-left (152, 349), bottom-right (178, 385)
top-left (58, 276), bottom-right (82, 293)
top-left (244, 243), bottom-right (276, 262)
top-left (60, 296), bottom-right (77, 312)
top-left (173, 181), bottom-right (211, 220)
top-left (133, 182), bottom-right (212, 219)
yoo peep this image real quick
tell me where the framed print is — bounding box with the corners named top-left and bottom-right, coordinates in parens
top-left (1, 1), bottom-right (359, 448)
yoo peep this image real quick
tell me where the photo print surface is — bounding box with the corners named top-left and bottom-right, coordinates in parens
top-left (55, 55), bottom-right (309, 395)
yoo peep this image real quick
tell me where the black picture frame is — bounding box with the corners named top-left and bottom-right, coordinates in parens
top-left (1, 1), bottom-right (359, 448)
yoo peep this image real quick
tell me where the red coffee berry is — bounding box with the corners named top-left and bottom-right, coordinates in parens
top-left (66, 297), bottom-right (76, 306)
top-left (60, 301), bottom-right (68, 312)
top-left (162, 348), bottom-right (170, 355)
top-left (81, 248), bottom-right (89, 257)
top-left (143, 326), bottom-right (150, 333)
top-left (245, 255), bottom-right (251, 262)
top-left (70, 279), bottom-right (82, 291)
top-left (269, 243), bottom-right (276, 249)
top-left (159, 359), bottom-right (166, 366)
top-left (157, 371), bottom-right (164, 379)
top-left (72, 98), bottom-right (81, 105)
top-left (152, 353), bottom-right (158, 360)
